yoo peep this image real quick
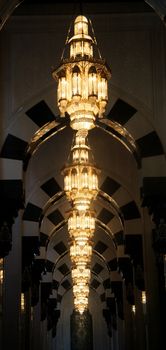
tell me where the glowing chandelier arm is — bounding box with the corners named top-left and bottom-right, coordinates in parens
top-left (95, 118), bottom-right (141, 168)
top-left (95, 219), bottom-right (117, 251)
top-left (0, 0), bottom-right (24, 31)
top-left (47, 220), bottom-right (67, 243)
top-left (39, 191), bottom-right (65, 229)
top-left (24, 119), bottom-right (69, 171)
top-left (98, 190), bottom-right (124, 229)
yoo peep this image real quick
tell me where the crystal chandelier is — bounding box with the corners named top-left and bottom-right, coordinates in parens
top-left (54, 15), bottom-right (111, 314)
top-left (53, 15), bottom-right (111, 131)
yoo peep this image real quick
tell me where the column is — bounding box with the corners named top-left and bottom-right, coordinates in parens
top-left (123, 288), bottom-right (134, 350)
top-left (142, 207), bottom-right (162, 350)
top-left (117, 316), bottom-right (125, 350)
top-left (134, 288), bottom-right (146, 350)
top-left (70, 309), bottom-right (93, 350)
top-left (31, 285), bottom-right (41, 350)
top-left (0, 259), bottom-right (4, 349)
top-left (3, 212), bottom-right (22, 349)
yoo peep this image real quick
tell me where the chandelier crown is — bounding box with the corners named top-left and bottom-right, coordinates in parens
top-left (68, 15), bottom-right (93, 59)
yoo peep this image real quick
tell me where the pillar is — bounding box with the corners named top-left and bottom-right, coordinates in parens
top-left (124, 288), bottom-right (134, 350)
top-left (3, 211), bottom-right (22, 349)
top-left (134, 288), bottom-right (146, 350)
top-left (142, 207), bottom-right (162, 349)
top-left (31, 296), bottom-right (41, 350)
top-left (70, 309), bottom-right (93, 350)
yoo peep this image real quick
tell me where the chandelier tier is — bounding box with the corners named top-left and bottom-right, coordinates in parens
top-left (54, 14), bottom-right (111, 314)
top-left (72, 265), bottom-right (91, 283)
top-left (62, 130), bottom-right (100, 211)
top-left (70, 241), bottom-right (93, 265)
top-left (68, 209), bottom-right (95, 240)
top-left (53, 15), bottom-right (111, 131)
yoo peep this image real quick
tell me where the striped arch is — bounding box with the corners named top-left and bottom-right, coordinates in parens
top-left (21, 172), bottom-right (143, 308)
top-left (0, 90), bottom-right (164, 284)
top-left (105, 96), bottom-right (165, 179)
top-left (1, 87), bottom-right (164, 183)
top-left (48, 247), bottom-right (116, 307)
top-left (22, 173), bottom-right (143, 253)
top-left (0, 88), bottom-right (163, 305)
